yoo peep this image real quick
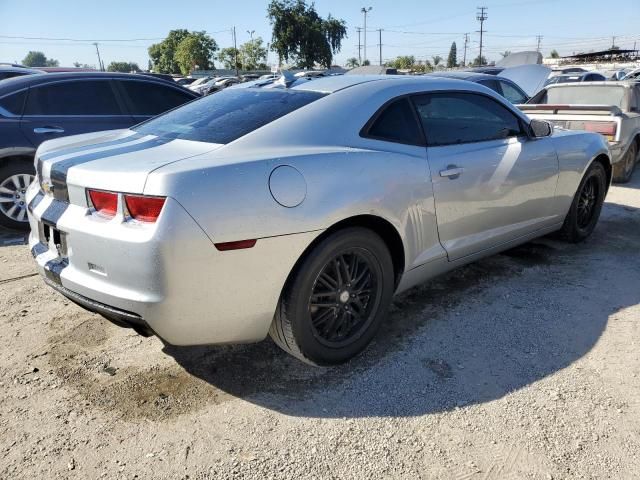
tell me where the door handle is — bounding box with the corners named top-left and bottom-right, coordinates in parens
top-left (33, 127), bottom-right (65, 134)
top-left (439, 166), bottom-right (464, 179)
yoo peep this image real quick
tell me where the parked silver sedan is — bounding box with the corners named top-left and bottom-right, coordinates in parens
top-left (27, 75), bottom-right (611, 365)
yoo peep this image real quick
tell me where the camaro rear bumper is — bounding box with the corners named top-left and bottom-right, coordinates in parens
top-left (27, 183), bottom-right (322, 345)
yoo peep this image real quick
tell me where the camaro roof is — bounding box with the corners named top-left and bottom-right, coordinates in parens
top-left (291, 74), bottom-right (474, 94)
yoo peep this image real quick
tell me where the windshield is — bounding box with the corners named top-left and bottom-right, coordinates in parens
top-left (134, 88), bottom-right (325, 144)
top-left (543, 85), bottom-right (627, 108)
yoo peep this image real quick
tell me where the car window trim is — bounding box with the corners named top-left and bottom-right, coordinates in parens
top-left (0, 87), bottom-right (28, 118)
top-left (410, 90), bottom-right (529, 148)
top-left (360, 93), bottom-right (427, 147)
top-left (114, 78), bottom-right (197, 117)
top-left (21, 78), bottom-right (129, 117)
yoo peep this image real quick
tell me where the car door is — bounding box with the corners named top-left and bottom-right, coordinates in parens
top-left (412, 91), bottom-right (559, 261)
top-left (19, 78), bottom-right (132, 148)
top-left (113, 79), bottom-right (196, 125)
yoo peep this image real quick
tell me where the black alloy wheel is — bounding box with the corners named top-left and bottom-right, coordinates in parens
top-left (576, 175), bottom-right (599, 230)
top-left (308, 249), bottom-right (383, 348)
top-left (270, 227), bottom-right (395, 366)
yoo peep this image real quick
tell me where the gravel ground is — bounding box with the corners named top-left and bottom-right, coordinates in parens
top-left (1, 174), bottom-right (639, 479)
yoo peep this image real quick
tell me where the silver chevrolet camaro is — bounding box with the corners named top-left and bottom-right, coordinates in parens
top-left (27, 75), bottom-right (611, 365)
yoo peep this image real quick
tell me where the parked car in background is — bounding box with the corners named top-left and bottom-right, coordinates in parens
top-left (0, 72), bottom-right (199, 230)
top-left (427, 71), bottom-right (530, 104)
top-left (27, 75), bottom-right (610, 365)
top-left (241, 74), bottom-right (260, 82)
top-left (622, 68), bottom-right (640, 81)
top-left (0, 65), bottom-right (43, 81)
top-left (175, 77), bottom-right (197, 86)
top-left (521, 81), bottom-right (640, 182)
top-left (544, 71), bottom-right (607, 86)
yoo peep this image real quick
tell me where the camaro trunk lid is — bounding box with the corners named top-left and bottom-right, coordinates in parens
top-left (36, 129), bottom-right (221, 204)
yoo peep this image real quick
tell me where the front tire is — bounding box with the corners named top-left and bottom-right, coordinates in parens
top-left (0, 159), bottom-right (35, 231)
top-left (270, 227), bottom-right (395, 366)
top-left (559, 161), bottom-right (607, 243)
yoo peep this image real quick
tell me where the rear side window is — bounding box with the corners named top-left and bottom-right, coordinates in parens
top-left (477, 79), bottom-right (500, 94)
top-left (24, 80), bottom-right (122, 115)
top-left (499, 80), bottom-right (528, 104)
top-left (0, 90), bottom-right (27, 115)
top-left (364, 98), bottom-right (424, 145)
top-left (413, 92), bottom-right (523, 146)
top-left (133, 88), bottom-right (324, 144)
top-left (118, 81), bottom-right (194, 115)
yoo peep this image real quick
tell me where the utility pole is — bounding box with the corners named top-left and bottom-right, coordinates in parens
top-left (377, 29), bottom-right (383, 66)
top-left (356, 27), bottom-right (362, 65)
top-left (92, 42), bottom-right (104, 71)
top-left (361, 7), bottom-right (372, 64)
top-left (612, 35), bottom-right (616, 48)
top-left (536, 35), bottom-right (543, 52)
top-left (246, 30), bottom-right (255, 41)
top-left (232, 27), bottom-right (239, 76)
top-left (463, 33), bottom-right (469, 66)
top-left (476, 6), bottom-right (488, 66)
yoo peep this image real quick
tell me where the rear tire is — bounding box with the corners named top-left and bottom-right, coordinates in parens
top-left (0, 159), bottom-right (35, 231)
top-left (558, 161), bottom-right (607, 243)
top-left (613, 142), bottom-right (637, 183)
top-left (270, 227), bottom-right (395, 366)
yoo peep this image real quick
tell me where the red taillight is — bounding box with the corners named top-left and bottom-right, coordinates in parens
top-left (124, 194), bottom-right (166, 223)
top-left (584, 121), bottom-right (617, 137)
top-left (87, 189), bottom-right (118, 218)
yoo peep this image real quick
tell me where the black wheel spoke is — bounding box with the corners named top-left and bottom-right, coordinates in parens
top-left (308, 248), bottom-right (382, 347)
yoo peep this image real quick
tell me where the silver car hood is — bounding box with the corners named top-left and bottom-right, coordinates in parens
top-left (36, 129), bottom-right (221, 203)
top-left (500, 64), bottom-right (552, 97)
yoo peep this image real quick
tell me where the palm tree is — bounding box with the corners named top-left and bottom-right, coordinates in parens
top-left (345, 57), bottom-right (360, 68)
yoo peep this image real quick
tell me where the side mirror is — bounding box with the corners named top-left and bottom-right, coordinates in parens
top-left (530, 119), bottom-right (553, 138)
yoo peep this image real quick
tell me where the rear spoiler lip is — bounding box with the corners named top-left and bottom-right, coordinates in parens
top-left (516, 103), bottom-right (622, 115)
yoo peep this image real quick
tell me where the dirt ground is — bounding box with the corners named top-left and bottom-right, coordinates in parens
top-left (1, 174), bottom-right (639, 480)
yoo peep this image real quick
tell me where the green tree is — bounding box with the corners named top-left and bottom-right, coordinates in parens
top-left (362, 59), bottom-right (371, 66)
top-left (23, 51), bottom-right (58, 67)
top-left (500, 50), bottom-right (512, 58)
top-left (447, 42), bottom-right (457, 68)
top-left (432, 55), bottom-right (443, 67)
top-left (550, 49), bottom-right (560, 59)
top-left (73, 62), bottom-right (94, 68)
top-left (175, 32), bottom-right (218, 75)
top-left (148, 29), bottom-right (191, 73)
top-left (345, 57), bottom-right (359, 68)
top-left (471, 55), bottom-right (487, 66)
top-left (239, 37), bottom-right (268, 70)
top-left (218, 47), bottom-right (241, 70)
top-left (267, 0), bottom-right (347, 68)
top-left (388, 55), bottom-right (416, 70)
top-left (106, 61), bottom-right (140, 72)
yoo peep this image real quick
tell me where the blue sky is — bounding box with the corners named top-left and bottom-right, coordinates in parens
top-left (1, 0), bottom-right (638, 68)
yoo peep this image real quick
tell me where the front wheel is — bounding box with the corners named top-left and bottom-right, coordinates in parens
top-left (270, 227), bottom-right (395, 366)
top-left (558, 161), bottom-right (607, 243)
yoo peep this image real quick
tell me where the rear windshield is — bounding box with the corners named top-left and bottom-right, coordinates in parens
top-left (133, 88), bottom-right (325, 144)
top-left (543, 86), bottom-right (627, 108)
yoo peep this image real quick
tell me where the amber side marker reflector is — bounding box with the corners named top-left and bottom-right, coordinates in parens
top-left (214, 239), bottom-right (257, 251)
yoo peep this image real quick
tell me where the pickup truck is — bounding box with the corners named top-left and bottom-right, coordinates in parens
top-left (519, 81), bottom-right (640, 182)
